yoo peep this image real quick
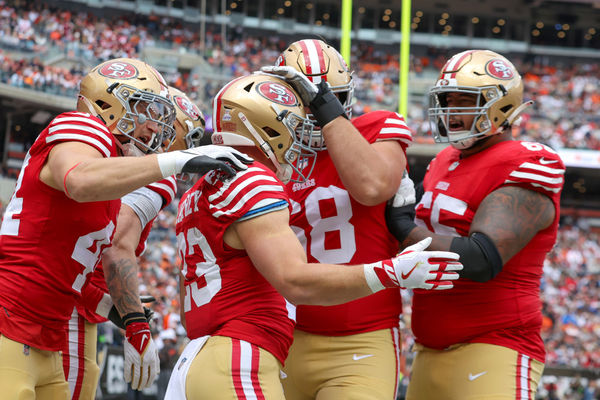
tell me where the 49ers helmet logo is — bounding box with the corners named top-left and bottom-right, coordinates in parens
top-left (99, 61), bottom-right (138, 79)
top-left (174, 96), bottom-right (201, 120)
top-left (485, 59), bottom-right (514, 80)
top-left (256, 82), bottom-right (298, 106)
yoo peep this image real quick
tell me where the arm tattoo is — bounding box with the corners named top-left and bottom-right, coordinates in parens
top-left (104, 258), bottom-right (143, 316)
top-left (471, 186), bottom-right (555, 263)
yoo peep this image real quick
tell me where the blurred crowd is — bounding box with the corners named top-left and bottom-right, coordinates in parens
top-left (2, 0), bottom-right (600, 150)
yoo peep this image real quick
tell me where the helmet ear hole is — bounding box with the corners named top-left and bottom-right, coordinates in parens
top-left (263, 127), bottom-right (280, 138)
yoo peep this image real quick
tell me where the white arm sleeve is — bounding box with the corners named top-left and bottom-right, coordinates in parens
top-left (121, 187), bottom-right (164, 228)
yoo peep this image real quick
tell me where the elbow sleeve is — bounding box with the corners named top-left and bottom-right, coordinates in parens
top-left (450, 232), bottom-right (503, 283)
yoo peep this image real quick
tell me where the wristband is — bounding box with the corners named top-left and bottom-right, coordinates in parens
top-left (156, 152), bottom-right (178, 178)
top-left (363, 260), bottom-right (397, 293)
top-left (123, 312), bottom-right (147, 327)
top-left (309, 81), bottom-right (347, 127)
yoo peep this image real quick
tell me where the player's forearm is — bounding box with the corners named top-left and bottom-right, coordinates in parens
top-left (403, 226), bottom-right (453, 252)
top-left (280, 262), bottom-right (373, 306)
top-left (322, 118), bottom-right (405, 205)
top-left (65, 155), bottom-right (163, 202)
top-left (103, 252), bottom-right (144, 316)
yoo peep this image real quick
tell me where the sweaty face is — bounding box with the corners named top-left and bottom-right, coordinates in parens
top-left (444, 92), bottom-right (478, 132)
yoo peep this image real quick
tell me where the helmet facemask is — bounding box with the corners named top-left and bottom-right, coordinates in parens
top-left (428, 86), bottom-right (505, 149)
top-left (112, 84), bottom-right (176, 155)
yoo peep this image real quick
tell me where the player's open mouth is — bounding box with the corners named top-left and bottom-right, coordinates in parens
top-left (449, 121), bottom-right (464, 131)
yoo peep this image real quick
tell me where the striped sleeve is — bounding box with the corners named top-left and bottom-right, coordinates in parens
top-left (208, 166), bottom-right (289, 220)
top-left (375, 112), bottom-right (413, 147)
top-left (503, 158), bottom-right (565, 194)
top-left (45, 112), bottom-right (115, 157)
top-left (147, 176), bottom-right (177, 208)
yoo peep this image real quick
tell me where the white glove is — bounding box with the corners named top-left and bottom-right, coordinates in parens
top-left (124, 322), bottom-right (160, 390)
top-left (391, 171), bottom-right (416, 207)
top-left (260, 66), bottom-right (319, 104)
top-left (156, 145), bottom-right (253, 178)
top-left (364, 237), bottom-right (463, 292)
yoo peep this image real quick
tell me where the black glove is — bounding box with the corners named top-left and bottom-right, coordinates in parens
top-left (308, 81), bottom-right (347, 127)
top-left (385, 173), bottom-right (423, 243)
top-left (260, 66), bottom-right (346, 127)
top-left (107, 296), bottom-right (156, 330)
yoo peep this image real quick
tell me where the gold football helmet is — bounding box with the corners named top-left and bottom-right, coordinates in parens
top-left (276, 39), bottom-right (354, 148)
top-left (78, 58), bottom-right (176, 155)
top-left (211, 73), bottom-right (316, 183)
top-left (428, 50), bottom-right (531, 149)
top-left (166, 86), bottom-right (206, 151)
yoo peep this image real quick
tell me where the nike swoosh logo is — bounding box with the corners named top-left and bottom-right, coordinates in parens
top-left (140, 334), bottom-right (148, 350)
top-left (468, 371), bottom-right (487, 381)
top-left (353, 354), bottom-right (374, 361)
top-left (539, 158), bottom-right (558, 165)
top-left (401, 262), bottom-right (422, 280)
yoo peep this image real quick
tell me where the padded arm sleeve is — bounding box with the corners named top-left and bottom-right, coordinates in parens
top-left (121, 187), bottom-right (163, 228)
top-left (449, 232), bottom-right (503, 282)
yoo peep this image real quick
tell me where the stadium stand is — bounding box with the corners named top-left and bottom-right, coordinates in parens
top-left (0, 0), bottom-right (599, 398)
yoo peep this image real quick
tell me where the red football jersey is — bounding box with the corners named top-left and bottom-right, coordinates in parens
top-left (176, 163), bottom-right (295, 364)
top-left (0, 112), bottom-right (120, 351)
top-left (288, 110), bottom-right (412, 336)
top-left (76, 176), bottom-right (178, 323)
top-left (411, 140), bottom-right (564, 362)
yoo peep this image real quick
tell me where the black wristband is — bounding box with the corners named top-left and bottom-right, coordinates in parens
top-left (309, 81), bottom-right (347, 127)
top-left (123, 312), bottom-right (147, 327)
top-left (385, 203), bottom-right (417, 244)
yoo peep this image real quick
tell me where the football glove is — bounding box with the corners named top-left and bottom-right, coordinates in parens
top-left (364, 237), bottom-right (463, 292)
top-left (106, 296), bottom-right (156, 330)
top-left (261, 66), bottom-right (346, 127)
top-left (385, 172), bottom-right (419, 243)
top-left (124, 320), bottom-right (160, 390)
top-left (156, 145), bottom-right (253, 179)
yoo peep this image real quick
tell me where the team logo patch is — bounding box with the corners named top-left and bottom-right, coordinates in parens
top-left (99, 61), bottom-right (138, 79)
top-left (256, 82), bottom-right (298, 106)
top-left (485, 59), bottom-right (514, 80)
top-left (174, 96), bottom-right (201, 120)
top-left (438, 79), bottom-right (450, 86)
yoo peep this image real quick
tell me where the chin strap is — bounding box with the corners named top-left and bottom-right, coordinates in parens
top-left (238, 110), bottom-right (287, 179)
top-left (506, 100), bottom-right (534, 126)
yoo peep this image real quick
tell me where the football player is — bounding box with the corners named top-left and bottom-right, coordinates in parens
top-left (164, 73), bottom-right (463, 400)
top-left (61, 85), bottom-right (207, 399)
top-left (262, 39), bottom-right (413, 400)
top-left (0, 57), bottom-right (250, 399)
top-left (385, 50), bottom-right (564, 399)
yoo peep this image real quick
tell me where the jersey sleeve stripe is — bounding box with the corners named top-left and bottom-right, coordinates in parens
top-left (210, 173), bottom-right (279, 208)
top-left (46, 133), bottom-right (111, 158)
top-left (237, 199), bottom-right (289, 222)
top-left (518, 162), bottom-right (565, 175)
top-left (147, 181), bottom-right (176, 203)
top-left (508, 171), bottom-right (563, 185)
top-left (379, 127), bottom-right (412, 136)
top-left (504, 180), bottom-right (562, 193)
top-left (50, 118), bottom-right (113, 146)
top-left (208, 167), bottom-right (267, 201)
top-left (383, 118), bottom-right (409, 126)
top-left (211, 185), bottom-right (285, 218)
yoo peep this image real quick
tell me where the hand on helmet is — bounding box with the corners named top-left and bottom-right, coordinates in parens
top-left (157, 145), bottom-right (253, 179)
top-left (260, 66), bottom-right (346, 127)
top-left (260, 66), bottom-right (319, 104)
top-left (364, 237), bottom-right (463, 292)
